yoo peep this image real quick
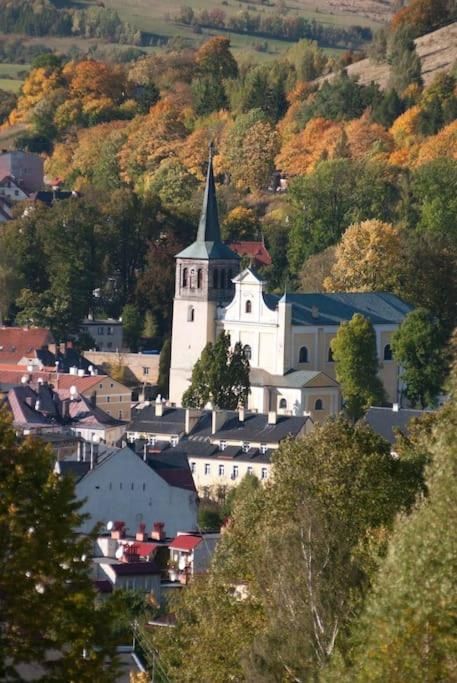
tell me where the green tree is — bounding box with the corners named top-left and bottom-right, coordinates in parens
top-left (392, 308), bottom-right (448, 408)
top-left (411, 158), bottom-right (457, 239)
top-left (0, 88), bottom-right (16, 125)
top-left (388, 25), bottom-right (422, 94)
top-left (191, 75), bottom-right (228, 116)
top-left (327, 354), bottom-right (457, 681)
top-left (121, 303), bottom-right (143, 352)
top-left (0, 410), bottom-right (118, 681)
top-left (182, 332), bottom-right (250, 409)
top-left (157, 337), bottom-right (171, 398)
top-left (331, 314), bottom-right (386, 420)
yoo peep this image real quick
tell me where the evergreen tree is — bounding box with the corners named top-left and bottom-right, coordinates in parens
top-left (331, 313), bottom-right (386, 420)
top-left (388, 25), bottom-right (422, 94)
top-left (182, 332), bottom-right (250, 409)
top-left (157, 337), bottom-right (171, 398)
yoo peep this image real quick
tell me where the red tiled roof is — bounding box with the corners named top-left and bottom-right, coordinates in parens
top-left (227, 241), bottom-right (272, 267)
top-left (168, 534), bottom-right (202, 551)
top-left (0, 327), bottom-right (54, 364)
top-left (0, 369), bottom-right (107, 392)
top-left (122, 542), bottom-right (158, 557)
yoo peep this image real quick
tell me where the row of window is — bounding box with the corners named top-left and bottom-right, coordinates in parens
top-left (98, 482), bottom-right (148, 491)
top-left (297, 343), bottom-right (392, 364)
top-left (182, 267), bottom-right (235, 290)
top-left (192, 462), bottom-right (268, 480)
top-left (278, 398), bottom-right (323, 411)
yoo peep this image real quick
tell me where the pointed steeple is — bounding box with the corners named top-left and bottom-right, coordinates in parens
top-left (196, 144), bottom-right (221, 243)
top-left (176, 144), bottom-right (239, 261)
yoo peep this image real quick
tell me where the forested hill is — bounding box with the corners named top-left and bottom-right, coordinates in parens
top-left (341, 22), bottom-right (457, 89)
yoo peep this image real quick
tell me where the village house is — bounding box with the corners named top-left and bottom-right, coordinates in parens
top-left (0, 149), bottom-right (44, 194)
top-left (169, 151), bottom-right (412, 414)
top-left (80, 317), bottom-right (123, 352)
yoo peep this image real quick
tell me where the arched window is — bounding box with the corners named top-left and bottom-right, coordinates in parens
top-left (384, 344), bottom-right (393, 361)
top-left (197, 268), bottom-right (203, 289)
top-left (187, 306), bottom-right (195, 322)
top-left (314, 399), bottom-right (323, 411)
top-left (328, 347), bottom-right (334, 362)
top-left (182, 267), bottom-right (188, 288)
top-left (189, 268), bottom-right (195, 289)
top-left (245, 300), bottom-right (252, 313)
top-left (220, 270), bottom-right (226, 289)
top-left (299, 346), bottom-right (308, 363)
top-left (243, 344), bottom-right (252, 360)
top-left (213, 269), bottom-right (218, 289)
top-left (279, 398), bottom-right (287, 409)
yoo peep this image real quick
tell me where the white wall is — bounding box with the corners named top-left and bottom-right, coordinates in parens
top-left (75, 447), bottom-right (198, 537)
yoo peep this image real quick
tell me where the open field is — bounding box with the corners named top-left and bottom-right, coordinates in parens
top-left (0, 63), bottom-right (30, 93)
top-left (0, 78), bottom-right (23, 93)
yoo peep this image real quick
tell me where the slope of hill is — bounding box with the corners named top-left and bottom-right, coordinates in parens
top-left (343, 22), bottom-right (457, 88)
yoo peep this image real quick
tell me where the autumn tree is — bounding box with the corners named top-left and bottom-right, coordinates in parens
top-left (195, 36), bottom-right (238, 80)
top-left (182, 332), bottom-right (250, 409)
top-left (324, 220), bottom-right (404, 293)
top-left (299, 246), bottom-right (337, 292)
top-left (331, 314), bottom-right (386, 420)
top-left (392, 308), bottom-right (449, 408)
top-left (222, 206), bottom-right (260, 241)
top-left (0, 411), bottom-right (118, 681)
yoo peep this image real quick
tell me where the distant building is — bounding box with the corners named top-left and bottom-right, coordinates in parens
top-left (0, 150), bottom-right (44, 194)
top-left (84, 350), bottom-right (160, 387)
top-left (364, 405), bottom-right (435, 447)
top-left (80, 318), bottom-right (123, 352)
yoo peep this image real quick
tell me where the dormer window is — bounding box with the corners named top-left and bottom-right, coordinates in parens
top-left (245, 300), bottom-right (252, 313)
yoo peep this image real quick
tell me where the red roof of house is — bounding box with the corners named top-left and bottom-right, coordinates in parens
top-left (227, 241), bottom-right (272, 267)
top-left (0, 327), bottom-right (54, 364)
top-left (123, 542), bottom-right (158, 557)
top-left (168, 534), bottom-right (202, 551)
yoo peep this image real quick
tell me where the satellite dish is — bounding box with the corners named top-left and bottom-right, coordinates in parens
top-left (21, 375), bottom-right (29, 384)
top-left (106, 521), bottom-right (114, 531)
top-left (115, 546), bottom-right (124, 560)
top-left (69, 385), bottom-right (78, 399)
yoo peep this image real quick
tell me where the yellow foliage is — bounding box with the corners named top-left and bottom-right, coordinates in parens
top-left (389, 105), bottom-right (423, 148)
top-left (178, 111), bottom-right (230, 180)
top-left (324, 219), bottom-right (403, 293)
top-left (415, 119), bottom-right (457, 166)
top-left (13, 67), bottom-right (62, 121)
top-left (345, 114), bottom-right (394, 160)
top-left (44, 140), bottom-right (77, 182)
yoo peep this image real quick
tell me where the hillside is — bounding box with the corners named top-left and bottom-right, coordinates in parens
top-left (343, 22), bottom-right (457, 88)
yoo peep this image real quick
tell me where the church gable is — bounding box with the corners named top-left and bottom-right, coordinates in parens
top-left (222, 268), bottom-right (277, 325)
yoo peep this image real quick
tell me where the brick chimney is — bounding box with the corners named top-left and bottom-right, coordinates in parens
top-left (185, 408), bottom-right (201, 435)
top-left (268, 411), bottom-right (277, 425)
top-left (151, 521), bottom-right (165, 541)
top-left (111, 520), bottom-right (126, 540)
top-left (136, 522), bottom-right (147, 542)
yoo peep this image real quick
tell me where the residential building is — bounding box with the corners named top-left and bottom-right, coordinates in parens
top-left (169, 151), bottom-right (411, 413)
top-left (0, 327), bottom-right (54, 364)
top-left (0, 368), bottom-right (132, 422)
top-left (55, 444), bottom-right (198, 537)
top-left (168, 532), bottom-right (219, 583)
top-left (80, 318), bottom-right (123, 351)
top-left (127, 401), bottom-right (312, 497)
top-left (83, 350), bottom-right (160, 386)
top-left (0, 150), bottom-right (44, 194)
top-left (364, 405), bottom-right (435, 447)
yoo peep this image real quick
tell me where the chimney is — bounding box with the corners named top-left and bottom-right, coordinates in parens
top-left (238, 407), bottom-right (245, 423)
top-left (185, 408), bottom-right (201, 434)
top-left (311, 305), bottom-right (319, 319)
top-left (151, 521), bottom-right (165, 541)
top-left (268, 411), bottom-right (277, 425)
top-left (392, 402), bottom-right (399, 412)
top-left (155, 395), bottom-right (164, 417)
top-left (212, 409), bottom-right (227, 435)
top-left (111, 521), bottom-right (126, 540)
top-left (136, 522), bottom-right (147, 542)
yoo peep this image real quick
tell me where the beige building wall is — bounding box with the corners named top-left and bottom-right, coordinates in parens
top-left (84, 351), bottom-right (160, 386)
top-left (190, 456), bottom-right (271, 497)
top-left (82, 376), bottom-right (132, 421)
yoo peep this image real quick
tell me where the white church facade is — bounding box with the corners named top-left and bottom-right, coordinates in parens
top-left (169, 152), bottom-right (411, 420)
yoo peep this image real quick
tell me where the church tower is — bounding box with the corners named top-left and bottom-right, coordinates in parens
top-left (169, 149), bottom-right (240, 405)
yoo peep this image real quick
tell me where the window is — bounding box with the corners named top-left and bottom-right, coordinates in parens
top-left (213, 269), bottom-right (218, 289)
top-left (384, 344), bottom-right (393, 361)
top-left (182, 268), bottom-right (188, 287)
top-left (243, 344), bottom-right (252, 360)
top-left (191, 462), bottom-right (196, 473)
top-left (204, 463), bottom-right (211, 475)
top-left (232, 465), bottom-right (239, 479)
top-left (119, 411), bottom-right (123, 419)
top-left (131, 482), bottom-right (134, 490)
top-left (110, 383), bottom-right (114, 388)
top-left (242, 441), bottom-right (250, 453)
top-left (142, 483), bottom-right (146, 491)
top-left (220, 440), bottom-right (226, 451)
top-left (245, 300), bottom-right (252, 313)
top-left (171, 435), bottom-right (179, 447)
top-left (143, 367), bottom-right (150, 376)
top-left (328, 347), bottom-right (334, 362)
top-left (97, 327), bottom-right (104, 335)
top-left (106, 396), bottom-right (110, 403)
top-left (261, 467), bottom-right (268, 480)
top-left (260, 443), bottom-right (267, 454)
top-left (218, 464), bottom-right (225, 476)
top-left (107, 327), bottom-right (113, 336)
top-left (279, 398), bottom-right (287, 409)
top-left (187, 306), bottom-right (195, 322)
top-left (314, 399), bottom-right (323, 411)
top-left (247, 466), bottom-right (253, 475)
top-left (197, 268), bottom-right (203, 289)
top-left (299, 346), bottom-right (308, 363)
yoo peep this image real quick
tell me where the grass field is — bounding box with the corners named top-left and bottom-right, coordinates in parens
top-left (0, 63), bottom-right (30, 93)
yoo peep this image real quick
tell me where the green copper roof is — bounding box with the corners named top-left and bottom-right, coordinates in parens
top-left (176, 149), bottom-right (239, 261)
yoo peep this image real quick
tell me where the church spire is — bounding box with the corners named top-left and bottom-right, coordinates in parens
top-left (196, 144), bottom-right (221, 244)
top-left (175, 143), bottom-right (239, 261)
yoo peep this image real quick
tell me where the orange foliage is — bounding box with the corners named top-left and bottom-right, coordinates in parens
top-left (345, 114), bottom-right (394, 160)
top-left (178, 111), bottom-right (231, 180)
top-left (276, 117), bottom-right (343, 175)
top-left (118, 100), bottom-right (189, 190)
top-left (391, 0), bottom-right (450, 33)
top-left (11, 67), bottom-right (62, 122)
top-left (415, 119), bottom-right (457, 166)
top-left (389, 105), bottom-right (423, 147)
top-left (63, 60), bottom-right (126, 103)
top-left (44, 139), bottom-right (77, 182)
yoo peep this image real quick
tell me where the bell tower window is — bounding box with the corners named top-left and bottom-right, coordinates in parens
top-left (213, 269), bottom-right (218, 289)
top-left (197, 269), bottom-right (203, 289)
top-left (182, 267), bottom-right (188, 288)
top-left (245, 300), bottom-right (252, 313)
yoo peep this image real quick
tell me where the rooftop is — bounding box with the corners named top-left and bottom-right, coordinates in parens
top-left (364, 406), bottom-right (436, 445)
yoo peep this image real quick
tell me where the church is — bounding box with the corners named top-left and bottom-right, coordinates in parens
top-left (169, 152), bottom-right (411, 420)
